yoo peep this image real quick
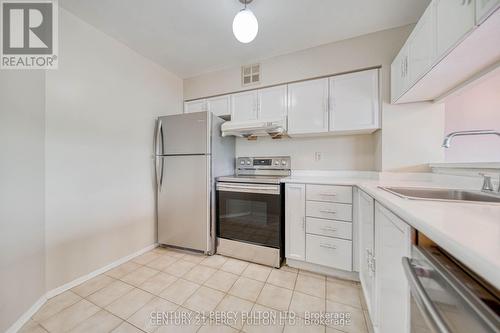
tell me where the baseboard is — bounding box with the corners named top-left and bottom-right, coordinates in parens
top-left (6, 243), bottom-right (158, 333)
top-left (46, 243), bottom-right (158, 299)
top-left (286, 258), bottom-right (360, 281)
top-left (5, 295), bottom-right (47, 333)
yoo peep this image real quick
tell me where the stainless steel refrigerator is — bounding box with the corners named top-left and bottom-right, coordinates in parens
top-left (154, 111), bottom-right (234, 254)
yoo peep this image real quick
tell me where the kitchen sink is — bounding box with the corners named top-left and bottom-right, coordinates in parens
top-left (379, 186), bottom-right (500, 204)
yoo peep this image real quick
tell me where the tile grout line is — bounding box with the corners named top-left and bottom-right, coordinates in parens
top-left (29, 250), bottom-right (363, 333)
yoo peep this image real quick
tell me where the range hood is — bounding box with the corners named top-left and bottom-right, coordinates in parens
top-left (221, 117), bottom-right (287, 138)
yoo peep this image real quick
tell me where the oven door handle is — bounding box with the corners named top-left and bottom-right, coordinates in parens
top-left (402, 257), bottom-right (452, 333)
top-left (216, 183), bottom-right (280, 195)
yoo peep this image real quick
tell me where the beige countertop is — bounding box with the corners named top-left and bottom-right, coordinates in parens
top-left (282, 174), bottom-right (500, 289)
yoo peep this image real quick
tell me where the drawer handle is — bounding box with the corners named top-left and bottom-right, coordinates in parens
top-left (321, 227), bottom-right (337, 232)
top-left (320, 244), bottom-right (337, 250)
top-left (320, 210), bottom-right (337, 214)
top-left (320, 193), bottom-right (337, 196)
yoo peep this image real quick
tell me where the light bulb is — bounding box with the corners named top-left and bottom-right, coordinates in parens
top-left (232, 9), bottom-right (258, 43)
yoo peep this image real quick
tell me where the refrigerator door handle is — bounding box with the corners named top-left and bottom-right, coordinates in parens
top-left (155, 157), bottom-right (164, 192)
top-left (154, 119), bottom-right (163, 156)
top-left (154, 119), bottom-right (164, 192)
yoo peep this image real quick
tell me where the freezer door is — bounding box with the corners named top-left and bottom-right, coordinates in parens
top-left (157, 155), bottom-right (210, 252)
top-left (157, 112), bottom-right (209, 155)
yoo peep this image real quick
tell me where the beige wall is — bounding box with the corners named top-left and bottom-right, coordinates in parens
top-left (0, 71), bottom-right (46, 332)
top-left (444, 70), bottom-right (500, 162)
top-left (237, 135), bottom-right (376, 170)
top-left (44, 9), bottom-right (183, 290)
top-left (184, 25), bottom-right (445, 171)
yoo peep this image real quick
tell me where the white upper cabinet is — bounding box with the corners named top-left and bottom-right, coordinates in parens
top-left (285, 184), bottom-right (306, 261)
top-left (329, 69), bottom-right (380, 133)
top-left (206, 95), bottom-right (231, 118)
top-left (391, 0), bottom-right (500, 103)
top-left (435, 0), bottom-right (475, 57)
top-left (258, 85), bottom-right (288, 121)
top-left (391, 44), bottom-right (410, 102)
top-left (476, 0), bottom-right (500, 23)
top-left (184, 100), bottom-right (207, 113)
top-left (287, 78), bottom-right (329, 135)
top-left (231, 90), bottom-right (258, 122)
top-left (374, 203), bottom-right (411, 333)
top-left (358, 190), bottom-right (376, 321)
top-left (408, 3), bottom-right (437, 84)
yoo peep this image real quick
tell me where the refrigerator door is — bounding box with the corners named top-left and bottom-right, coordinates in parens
top-left (157, 112), bottom-right (209, 155)
top-left (157, 155), bottom-right (210, 252)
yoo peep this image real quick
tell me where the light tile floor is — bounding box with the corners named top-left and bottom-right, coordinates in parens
top-left (20, 247), bottom-right (372, 333)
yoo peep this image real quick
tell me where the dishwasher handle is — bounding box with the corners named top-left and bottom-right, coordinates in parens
top-left (402, 257), bottom-right (452, 333)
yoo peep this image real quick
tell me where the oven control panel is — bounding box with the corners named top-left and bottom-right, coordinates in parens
top-left (236, 156), bottom-right (291, 170)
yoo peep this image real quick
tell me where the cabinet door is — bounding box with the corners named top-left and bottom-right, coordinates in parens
top-left (184, 100), bottom-right (207, 113)
top-left (408, 3), bottom-right (437, 84)
top-left (258, 85), bottom-right (288, 121)
top-left (358, 190), bottom-right (375, 319)
top-left (435, 0), bottom-right (475, 57)
top-left (476, 0), bottom-right (500, 24)
top-left (287, 78), bottom-right (329, 135)
top-left (375, 203), bottom-right (411, 333)
top-left (285, 184), bottom-right (306, 261)
top-left (329, 69), bottom-right (379, 132)
top-left (230, 91), bottom-right (258, 122)
top-left (391, 44), bottom-right (409, 103)
top-left (207, 95), bottom-right (231, 118)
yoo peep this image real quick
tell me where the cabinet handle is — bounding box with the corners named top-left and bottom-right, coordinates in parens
top-left (320, 193), bottom-right (337, 196)
top-left (321, 227), bottom-right (337, 232)
top-left (320, 244), bottom-right (337, 250)
top-left (302, 216), bottom-right (306, 230)
top-left (320, 210), bottom-right (337, 214)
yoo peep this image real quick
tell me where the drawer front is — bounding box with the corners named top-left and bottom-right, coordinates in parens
top-left (306, 185), bottom-right (352, 204)
top-left (306, 234), bottom-right (352, 271)
top-left (306, 218), bottom-right (352, 240)
top-left (306, 201), bottom-right (352, 221)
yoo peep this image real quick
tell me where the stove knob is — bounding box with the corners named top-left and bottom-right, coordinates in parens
top-left (281, 160), bottom-right (287, 166)
top-left (274, 160), bottom-right (279, 166)
top-left (246, 161), bottom-right (251, 165)
top-left (240, 160), bottom-right (245, 165)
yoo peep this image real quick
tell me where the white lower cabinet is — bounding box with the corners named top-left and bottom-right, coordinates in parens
top-left (306, 234), bottom-right (352, 271)
top-left (306, 218), bottom-right (352, 240)
top-left (374, 202), bottom-right (411, 333)
top-left (285, 183), bottom-right (354, 273)
top-left (287, 184), bottom-right (413, 333)
top-left (306, 201), bottom-right (353, 221)
top-left (285, 184), bottom-right (306, 261)
top-left (358, 190), bottom-right (376, 320)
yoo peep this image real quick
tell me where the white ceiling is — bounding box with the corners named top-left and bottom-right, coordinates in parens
top-left (60, 0), bottom-right (430, 78)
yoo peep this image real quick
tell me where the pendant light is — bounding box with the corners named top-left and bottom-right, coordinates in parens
top-left (232, 0), bottom-right (258, 44)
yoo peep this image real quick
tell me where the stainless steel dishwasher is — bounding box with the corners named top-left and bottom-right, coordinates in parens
top-left (402, 233), bottom-right (499, 333)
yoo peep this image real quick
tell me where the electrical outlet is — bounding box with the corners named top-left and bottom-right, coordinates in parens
top-left (314, 152), bottom-right (322, 161)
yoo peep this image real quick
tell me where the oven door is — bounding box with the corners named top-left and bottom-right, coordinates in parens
top-left (216, 182), bottom-right (282, 248)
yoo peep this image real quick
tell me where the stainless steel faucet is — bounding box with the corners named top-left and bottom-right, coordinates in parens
top-left (441, 130), bottom-right (500, 148)
top-left (442, 130), bottom-right (500, 194)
